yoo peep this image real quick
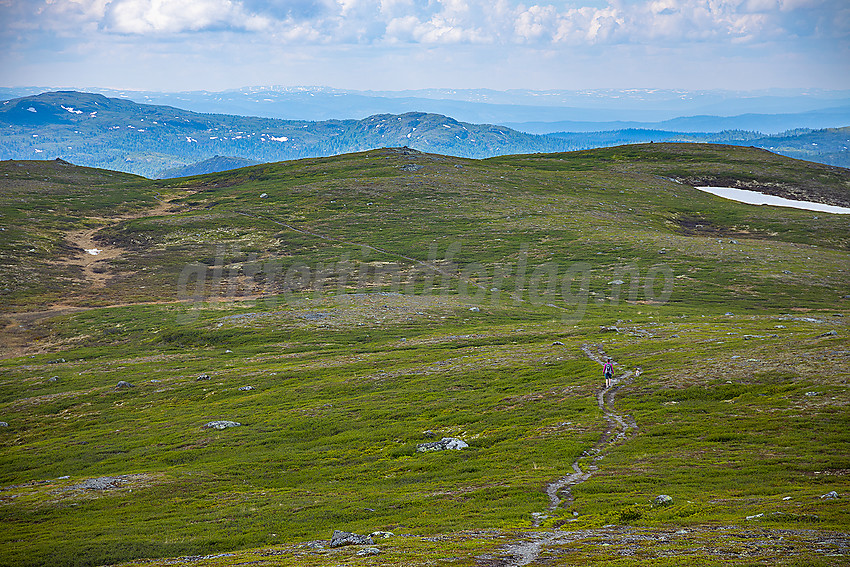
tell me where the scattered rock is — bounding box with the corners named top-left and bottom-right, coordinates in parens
top-left (608, 279), bottom-right (625, 285)
top-left (71, 476), bottom-right (126, 490)
top-left (225, 349), bottom-right (233, 353)
top-left (422, 430), bottom-right (436, 438)
top-left (729, 239), bottom-right (739, 244)
top-left (552, 341), bottom-right (564, 346)
top-left (329, 530), bottom-right (374, 548)
top-left (817, 331), bottom-right (838, 338)
top-left (805, 391), bottom-right (819, 396)
top-left (48, 376), bottom-right (59, 382)
top-left (821, 491), bottom-right (840, 499)
top-left (260, 193), bottom-right (268, 198)
top-left (202, 421), bottom-right (241, 430)
top-left (238, 386), bottom-right (254, 391)
top-left (469, 306), bottom-right (480, 312)
top-left (600, 326), bottom-right (619, 332)
top-left (369, 531), bottom-right (394, 540)
top-left (745, 513), bottom-right (764, 520)
top-left (652, 494), bottom-right (673, 507)
top-left (197, 374), bottom-right (211, 381)
top-left (116, 380), bottom-right (135, 388)
top-left (783, 496), bottom-right (792, 500)
top-left (357, 548), bottom-right (381, 556)
top-left (0, 422), bottom-right (8, 427)
top-left (782, 270), bottom-right (792, 274)
top-left (400, 163), bottom-right (423, 172)
top-left (417, 437), bottom-right (469, 452)
top-left (724, 312), bottom-right (734, 316)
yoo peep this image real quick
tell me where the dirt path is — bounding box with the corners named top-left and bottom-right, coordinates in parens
top-left (502, 344), bottom-right (637, 566)
top-left (59, 198), bottom-right (175, 288)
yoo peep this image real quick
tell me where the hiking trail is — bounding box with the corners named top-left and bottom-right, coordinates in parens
top-left (500, 344), bottom-right (638, 566)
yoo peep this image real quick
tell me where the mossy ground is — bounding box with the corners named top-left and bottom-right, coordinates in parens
top-left (0, 144), bottom-right (847, 566)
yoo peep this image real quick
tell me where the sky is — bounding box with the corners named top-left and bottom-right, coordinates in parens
top-left (1, 0), bottom-right (849, 92)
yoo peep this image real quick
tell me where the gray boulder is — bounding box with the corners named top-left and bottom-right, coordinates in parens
top-left (821, 491), bottom-right (840, 499)
top-left (357, 547), bottom-right (380, 556)
top-left (417, 437), bottom-right (469, 452)
top-left (653, 494), bottom-right (673, 507)
top-left (203, 421), bottom-right (241, 430)
top-left (329, 530), bottom-right (374, 548)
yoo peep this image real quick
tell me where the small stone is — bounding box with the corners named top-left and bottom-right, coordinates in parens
top-left (552, 341), bottom-right (564, 346)
top-left (238, 386), bottom-right (254, 391)
top-left (608, 279), bottom-right (625, 285)
top-left (369, 531), bottom-right (394, 539)
top-left (225, 349), bottom-right (233, 353)
top-left (203, 421), bottom-right (241, 430)
top-left (417, 437), bottom-right (469, 452)
top-left (805, 391), bottom-right (819, 396)
top-left (817, 331), bottom-right (838, 338)
top-left (116, 381), bottom-right (135, 388)
top-left (782, 270), bottom-right (792, 274)
top-left (422, 430), bottom-right (436, 438)
top-left (724, 312), bottom-right (734, 316)
top-left (745, 513), bottom-right (764, 520)
top-left (260, 193), bottom-right (268, 198)
top-left (820, 491), bottom-right (840, 499)
top-left (469, 306), bottom-right (480, 312)
top-left (782, 496), bottom-right (792, 500)
top-left (197, 373), bottom-right (211, 380)
top-left (653, 494), bottom-right (673, 507)
top-left (0, 422), bottom-right (8, 427)
top-left (357, 548), bottom-right (380, 556)
top-left (329, 530), bottom-right (373, 548)
top-left (400, 163), bottom-right (423, 172)
top-left (48, 376), bottom-right (59, 382)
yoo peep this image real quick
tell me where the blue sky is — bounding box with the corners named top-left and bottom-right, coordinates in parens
top-left (1, 0), bottom-right (848, 91)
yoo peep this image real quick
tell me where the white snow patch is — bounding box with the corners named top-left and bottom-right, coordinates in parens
top-left (185, 137), bottom-right (197, 143)
top-left (696, 186), bottom-right (850, 215)
top-left (269, 136), bottom-right (288, 142)
top-left (61, 105), bottom-right (83, 115)
top-left (84, 248), bottom-right (101, 256)
top-left (34, 149), bottom-right (43, 153)
top-left (27, 107), bottom-right (37, 113)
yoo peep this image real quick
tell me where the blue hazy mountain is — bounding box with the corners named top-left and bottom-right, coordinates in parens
top-left (0, 91), bottom-right (572, 177)
top-left (2, 86), bottom-right (848, 132)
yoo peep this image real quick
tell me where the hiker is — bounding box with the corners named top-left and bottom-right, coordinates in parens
top-left (603, 357), bottom-right (614, 388)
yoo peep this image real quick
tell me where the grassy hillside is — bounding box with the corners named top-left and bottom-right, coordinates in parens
top-left (0, 144), bottom-right (848, 566)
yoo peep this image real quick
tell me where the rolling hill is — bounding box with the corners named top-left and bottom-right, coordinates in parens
top-left (0, 144), bottom-right (848, 566)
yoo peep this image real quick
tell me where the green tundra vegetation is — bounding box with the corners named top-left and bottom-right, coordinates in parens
top-left (0, 143), bottom-right (847, 566)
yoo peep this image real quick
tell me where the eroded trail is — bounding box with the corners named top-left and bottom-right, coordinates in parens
top-left (501, 344), bottom-right (638, 566)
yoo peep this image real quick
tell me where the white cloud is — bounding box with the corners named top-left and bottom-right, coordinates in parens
top-left (105, 0), bottom-right (271, 33)
top-left (4, 0), bottom-right (846, 44)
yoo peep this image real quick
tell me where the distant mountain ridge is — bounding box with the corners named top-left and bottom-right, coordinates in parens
top-left (1, 91), bottom-right (848, 177)
top-left (0, 91), bottom-right (571, 177)
top-left (2, 86), bottom-right (848, 131)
